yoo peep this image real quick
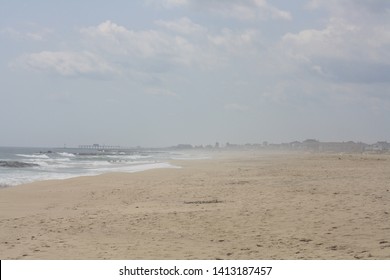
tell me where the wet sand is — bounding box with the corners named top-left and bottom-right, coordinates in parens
top-left (1, 151), bottom-right (390, 259)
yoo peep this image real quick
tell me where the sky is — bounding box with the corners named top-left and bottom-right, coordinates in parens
top-left (0, 0), bottom-right (389, 147)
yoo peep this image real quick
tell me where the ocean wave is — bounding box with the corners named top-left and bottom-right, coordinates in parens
top-left (1, 147), bottom-right (182, 187)
top-left (0, 161), bottom-right (180, 186)
top-left (16, 154), bottom-right (50, 159)
top-left (28, 160), bottom-right (50, 167)
top-left (57, 152), bottom-right (76, 157)
top-left (83, 160), bottom-right (112, 167)
top-left (0, 172), bottom-right (78, 186)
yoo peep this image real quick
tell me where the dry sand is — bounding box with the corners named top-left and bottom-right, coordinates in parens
top-left (1, 151), bottom-right (390, 260)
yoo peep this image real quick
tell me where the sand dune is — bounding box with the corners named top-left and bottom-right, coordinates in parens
top-left (1, 151), bottom-right (390, 259)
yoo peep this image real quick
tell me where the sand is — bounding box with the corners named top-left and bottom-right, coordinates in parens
top-left (1, 151), bottom-right (390, 260)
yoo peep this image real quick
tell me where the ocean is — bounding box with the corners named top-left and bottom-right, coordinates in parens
top-left (0, 147), bottom-right (189, 187)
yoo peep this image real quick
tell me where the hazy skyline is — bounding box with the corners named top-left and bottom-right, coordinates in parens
top-left (1, 0), bottom-right (389, 147)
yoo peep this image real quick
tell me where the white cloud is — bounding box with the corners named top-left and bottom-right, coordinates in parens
top-left (79, 20), bottom-right (262, 71)
top-left (306, 0), bottom-right (390, 17)
top-left (164, 0), bottom-right (189, 7)
top-left (155, 17), bottom-right (204, 34)
top-left (80, 21), bottom-right (197, 63)
top-left (147, 0), bottom-right (291, 21)
top-left (13, 19), bottom-right (264, 82)
top-left (282, 18), bottom-right (360, 61)
top-left (208, 28), bottom-right (260, 55)
top-left (15, 51), bottom-right (117, 77)
top-left (307, 0), bottom-right (390, 60)
top-left (145, 0), bottom-right (189, 9)
top-left (281, 15), bottom-right (390, 83)
top-left (1, 26), bottom-right (53, 41)
top-left (253, 0), bottom-right (292, 20)
top-left (248, 1), bottom-right (390, 107)
top-left (197, 0), bottom-right (292, 21)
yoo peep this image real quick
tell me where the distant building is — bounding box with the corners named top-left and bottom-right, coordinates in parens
top-left (302, 139), bottom-right (320, 151)
top-left (365, 141), bottom-right (390, 152)
top-left (289, 141), bottom-right (302, 149)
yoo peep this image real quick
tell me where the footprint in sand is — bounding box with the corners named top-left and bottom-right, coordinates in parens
top-left (379, 241), bottom-right (390, 249)
top-left (299, 238), bottom-right (312, 243)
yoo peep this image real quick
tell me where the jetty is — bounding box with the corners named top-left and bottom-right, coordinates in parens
top-left (78, 144), bottom-right (123, 150)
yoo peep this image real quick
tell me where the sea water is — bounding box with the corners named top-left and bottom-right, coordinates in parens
top-left (0, 147), bottom-right (185, 187)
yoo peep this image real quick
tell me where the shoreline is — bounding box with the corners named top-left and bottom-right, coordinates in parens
top-left (0, 160), bottom-right (183, 188)
top-left (1, 151), bottom-right (390, 259)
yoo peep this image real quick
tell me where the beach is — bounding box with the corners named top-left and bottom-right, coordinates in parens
top-left (1, 151), bottom-right (390, 260)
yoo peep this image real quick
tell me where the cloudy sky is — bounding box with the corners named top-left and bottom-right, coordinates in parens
top-left (1, 0), bottom-right (389, 147)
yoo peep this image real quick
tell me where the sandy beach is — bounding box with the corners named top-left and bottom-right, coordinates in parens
top-left (1, 151), bottom-right (390, 260)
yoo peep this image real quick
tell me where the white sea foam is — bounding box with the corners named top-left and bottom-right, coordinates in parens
top-left (51, 158), bottom-right (71, 162)
top-left (29, 160), bottom-right (50, 167)
top-left (57, 152), bottom-right (76, 157)
top-left (82, 160), bottom-right (112, 167)
top-left (16, 154), bottom-right (50, 159)
top-left (1, 147), bottom-right (181, 186)
top-left (0, 162), bottom-right (179, 186)
top-left (0, 172), bottom-right (81, 186)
